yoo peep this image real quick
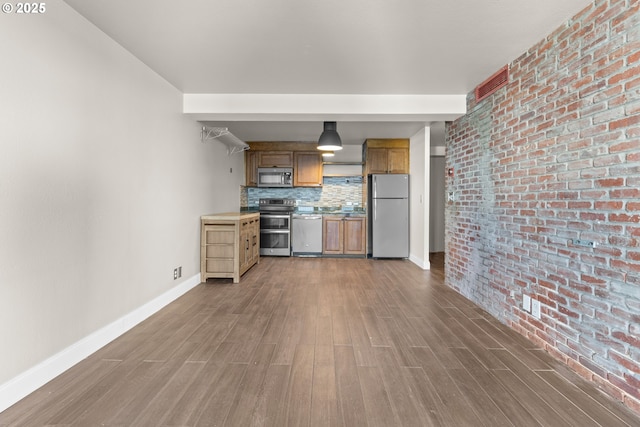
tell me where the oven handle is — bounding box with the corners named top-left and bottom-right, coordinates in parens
top-left (260, 230), bottom-right (290, 234)
top-left (260, 214), bottom-right (292, 219)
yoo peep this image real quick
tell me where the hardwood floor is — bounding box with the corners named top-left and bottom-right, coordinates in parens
top-left (2, 256), bottom-right (639, 426)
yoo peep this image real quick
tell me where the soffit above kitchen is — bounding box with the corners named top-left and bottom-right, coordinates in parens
top-left (63, 0), bottom-right (592, 143)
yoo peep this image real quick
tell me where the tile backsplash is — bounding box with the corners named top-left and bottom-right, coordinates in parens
top-left (241, 176), bottom-right (364, 208)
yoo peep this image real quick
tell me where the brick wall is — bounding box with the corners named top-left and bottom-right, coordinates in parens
top-left (445, 0), bottom-right (640, 414)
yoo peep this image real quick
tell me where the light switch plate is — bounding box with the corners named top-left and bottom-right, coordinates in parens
top-left (532, 300), bottom-right (541, 319)
top-left (523, 294), bottom-right (531, 313)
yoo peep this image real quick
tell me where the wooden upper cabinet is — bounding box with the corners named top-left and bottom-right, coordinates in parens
top-left (245, 151), bottom-right (258, 186)
top-left (294, 151), bottom-right (322, 187)
top-left (244, 142), bottom-right (324, 187)
top-left (365, 148), bottom-right (389, 174)
top-left (386, 148), bottom-right (409, 174)
top-left (258, 151), bottom-right (293, 168)
top-left (363, 139), bottom-right (409, 175)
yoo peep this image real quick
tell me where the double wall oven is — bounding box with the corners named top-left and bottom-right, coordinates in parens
top-left (259, 198), bottom-right (295, 256)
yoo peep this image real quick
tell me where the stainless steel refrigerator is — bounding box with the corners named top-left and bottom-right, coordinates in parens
top-left (367, 174), bottom-right (409, 258)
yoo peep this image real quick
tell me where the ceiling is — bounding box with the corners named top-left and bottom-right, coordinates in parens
top-left (63, 0), bottom-right (591, 145)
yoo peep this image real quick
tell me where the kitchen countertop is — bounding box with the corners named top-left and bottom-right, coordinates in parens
top-left (315, 211), bottom-right (366, 217)
top-left (238, 207), bottom-right (366, 216)
top-left (294, 207), bottom-right (366, 217)
top-left (240, 207), bottom-right (260, 213)
top-left (201, 212), bottom-right (259, 221)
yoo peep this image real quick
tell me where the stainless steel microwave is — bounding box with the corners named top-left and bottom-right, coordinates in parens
top-left (257, 167), bottom-right (293, 187)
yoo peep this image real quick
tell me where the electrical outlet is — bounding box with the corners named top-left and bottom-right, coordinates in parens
top-left (178, 266), bottom-right (182, 278)
top-left (532, 300), bottom-right (541, 319)
top-left (523, 294), bottom-right (531, 313)
top-left (173, 268), bottom-right (178, 280)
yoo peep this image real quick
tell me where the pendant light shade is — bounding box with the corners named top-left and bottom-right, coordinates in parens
top-left (317, 121), bottom-right (343, 151)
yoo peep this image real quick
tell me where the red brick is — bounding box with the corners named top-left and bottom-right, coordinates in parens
top-left (612, 2), bottom-right (640, 28)
top-left (596, 178), bottom-right (625, 187)
top-left (609, 64), bottom-right (640, 85)
top-left (627, 77), bottom-right (640, 90)
top-left (610, 351), bottom-right (640, 375)
top-left (580, 212), bottom-right (606, 221)
top-left (610, 139), bottom-right (640, 153)
top-left (610, 213), bottom-right (640, 223)
top-left (569, 201), bottom-right (592, 209)
top-left (610, 114), bottom-right (640, 131)
top-left (595, 201), bottom-right (624, 210)
top-left (611, 259), bottom-right (640, 273)
top-left (609, 375), bottom-right (640, 400)
top-left (595, 59), bottom-right (625, 80)
top-left (611, 188), bottom-right (640, 198)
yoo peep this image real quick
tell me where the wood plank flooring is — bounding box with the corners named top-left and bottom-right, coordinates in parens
top-left (2, 255), bottom-right (639, 426)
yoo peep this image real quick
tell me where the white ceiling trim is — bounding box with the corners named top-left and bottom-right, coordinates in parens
top-left (183, 94), bottom-right (467, 123)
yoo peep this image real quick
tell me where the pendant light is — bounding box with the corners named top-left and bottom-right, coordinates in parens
top-left (317, 121), bottom-right (343, 151)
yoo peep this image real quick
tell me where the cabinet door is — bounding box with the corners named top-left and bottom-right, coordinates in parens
top-left (366, 148), bottom-right (389, 174)
top-left (245, 151), bottom-right (258, 186)
top-left (343, 217), bottom-right (366, 254)
top-left (387, 148), bottom-right (409, 174)
top-left (251, 219), bottom-right (260, 262)
top-left (239, 222), bottom-right (249, 272)
top-left (294, 151), bottom-right (323, 187)
top-left (258, 151), bottom-right (293, 168)
top-left (323, 217), bottom-right (344, 254)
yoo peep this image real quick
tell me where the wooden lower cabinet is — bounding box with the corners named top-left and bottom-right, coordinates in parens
top-left (322, 216), bottom-right (366, 256)
top-left (201, 212), bottom-right (260, 283)
top-left (322, 216), bottom-right (344, 254)
top-left (343, 217), bottom-right (367, 254)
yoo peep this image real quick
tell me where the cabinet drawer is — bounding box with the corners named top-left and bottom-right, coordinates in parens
top-left (206, 244), bottom-right (235, 258)
top-left (205, 229), bottom-right (235, 244)
top-left (206, 259), bottom-right (234, 273)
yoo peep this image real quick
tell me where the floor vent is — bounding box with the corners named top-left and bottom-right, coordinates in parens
top-left (475, 65), bottom-right (509, 102)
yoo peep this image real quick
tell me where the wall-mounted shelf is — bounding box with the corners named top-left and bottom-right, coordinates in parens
top-left (201, 126), bottom-right (249, 155)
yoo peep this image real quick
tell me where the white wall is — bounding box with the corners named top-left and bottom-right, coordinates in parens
top-left (409, 127), bottom-right (430, 269)
top-left (0, 0), bottom-right (243, 408)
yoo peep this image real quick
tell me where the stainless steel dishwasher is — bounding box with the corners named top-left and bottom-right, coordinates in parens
top-left (291, 214), bottom-right (323, 256)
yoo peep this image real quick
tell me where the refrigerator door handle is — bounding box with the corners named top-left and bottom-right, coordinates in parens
top-left (372, 175), bottom-right (376, 198)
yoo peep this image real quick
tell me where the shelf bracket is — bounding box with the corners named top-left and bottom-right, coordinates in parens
top-left (200, 126), bottom-right (249, 156)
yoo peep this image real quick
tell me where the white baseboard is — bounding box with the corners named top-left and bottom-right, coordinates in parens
top-left (0, 274), bottom-right (201, 413)
top-left (410, 254), bottom-right (431, 270)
